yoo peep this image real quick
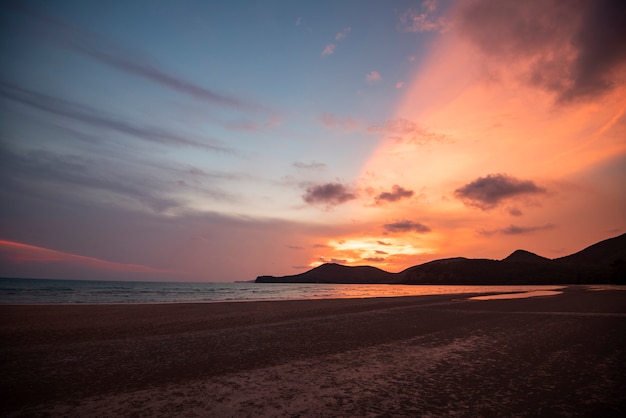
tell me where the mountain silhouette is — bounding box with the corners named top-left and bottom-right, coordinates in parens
top-left (256, 233), bottom-right (626, 285)
top-left (256, 263), bottom-right (396, 284)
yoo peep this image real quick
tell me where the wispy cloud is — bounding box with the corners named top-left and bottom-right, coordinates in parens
top-left (383, 220), bottom-right (431, 234)
top-left (335, 27), bottom-right (351, 40)
top-left (302, 183), bottom-right (357, 207)
top-left (399, 0), bottom-right (445, 33)
top-left (9, 2), bottom-right (263, 112)
top-left (367, 118), bottom-right (450, 145)
top-left (0, 144), bottom-right (238, 214)
top-left (0, 82), bottom-right (231, 152)
top-left (479, 223), bottom-right (556, 236)
top-left (365, 71), bottom-right (382, 83)
top-left (0, 239), bottom-right (166, 273)
top-left (295, 17), bottom-right (303, 26)
top-left (321, 26), bottom-right (351, 56)
top-left (320, 112), bottom-right (360, 131)
top-left (293, 161), bottom-right (327, 171)
top-left (321, 44), bottom-right (336, 56)
top-left (454, 173), bottom-right (546, 211)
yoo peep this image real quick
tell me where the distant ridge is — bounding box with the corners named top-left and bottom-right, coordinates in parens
top-left (256, 233), bottom-right (626, 285)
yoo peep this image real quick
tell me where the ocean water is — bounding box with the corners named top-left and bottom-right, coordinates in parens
top-left (0, 278), bottom-right (566, 304)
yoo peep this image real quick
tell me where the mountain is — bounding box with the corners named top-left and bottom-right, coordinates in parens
top-left (255, 233), bottom-right (626, 285)
top-left (256, 263), bottom-right (396, 284)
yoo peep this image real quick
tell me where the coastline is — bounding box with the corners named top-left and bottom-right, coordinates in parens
top-left (2, 286), bottom-right (625, 416)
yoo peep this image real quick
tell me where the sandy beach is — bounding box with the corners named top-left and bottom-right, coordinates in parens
top-left (1, 286), bottom-right (625, 416)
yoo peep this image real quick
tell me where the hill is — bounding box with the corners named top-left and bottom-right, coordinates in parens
top-left (255, 233), bottom-right (626, 285)
top-left (256, 263), bottom-right (396, 284)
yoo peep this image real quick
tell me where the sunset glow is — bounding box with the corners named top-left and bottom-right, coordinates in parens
top-left (1, 0), bottom-right (624, 281)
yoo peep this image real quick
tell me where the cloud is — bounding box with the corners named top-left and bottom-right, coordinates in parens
top-left (9, 2), bottom-right (263, 112)
top-left (0, 239), bottom-right (165, 273)
top-left (455, 0), bottom-right (626, 102)
top-left (396, 81), bottom-right (405, 89)
top-left (363, 257), bottom-right (385, 263)
top-left (454, 174), bottom-right (546, 210)
top-left (375, 185), bottom-right (414, 204)
top-left (293, 161), bottom-right (327, 171)
top-left (295, 17), bottom-right (303, 26)
top-left (480, 223), bottom-right (556, 236)
top-left (0, 144), bottom-right (237, 214)
top-left (366, 71), bottom-right (382, 83)
top-left (320, 113), bottom-right (360, 131)
top-left (335, 27), bottom-right (351, 40)
top-left (321, 44), bottom-right (336, 56)
top-left (0, 81), bottom-right (231, 152)
top-left (399, 0), bottom-right (445, 33)
top-left (302, 183), bottom-right (357, 206)
top-left (383, 220), bottom-right (431, 234)
top-left (287, 245), bottom-right (304, 250)
top-left (367, 118), bottom-right (450, 145)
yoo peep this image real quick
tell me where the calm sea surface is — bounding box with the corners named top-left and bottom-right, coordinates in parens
top-left (0, 278), bottom-right (566, 304)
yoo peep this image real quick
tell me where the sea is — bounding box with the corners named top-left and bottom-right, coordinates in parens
top-left (0, 277), bottom-right (566, 305)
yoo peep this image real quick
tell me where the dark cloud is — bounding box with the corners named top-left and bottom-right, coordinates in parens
top-left (480, 223), bottom-right (556, 236)
top-left (302, 183), bottom-right (356, 206)
top-left (454, 174), bottom-right (546, 210)
top-left (363, 257), bottom-right (385, 262)
top-left (377, 240), bottom-right (392, 246)
top-left (456, 0), bottom-right (626, 102)
top-left (8, 2), bottom-right (262, 112)
top-left (293, 161), bottom-right (327, 171)
top-left (0, 81), bottom-right (231, 152)
top-left (383, 220), bottom-right (431, 234)
top-left (375, 185), bottom-right (414, 204)
top-left (287, 245), bottom-right (304, 250)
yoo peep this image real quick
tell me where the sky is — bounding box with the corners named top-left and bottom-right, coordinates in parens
top-left (1, 0), bottom-right (625, 282)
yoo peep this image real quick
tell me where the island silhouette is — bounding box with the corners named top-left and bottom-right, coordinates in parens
top-left (256, 233), bottom-right (626, 285)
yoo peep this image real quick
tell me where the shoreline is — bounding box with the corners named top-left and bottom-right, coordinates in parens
top-left (2, 287), bottom-right (625, 416)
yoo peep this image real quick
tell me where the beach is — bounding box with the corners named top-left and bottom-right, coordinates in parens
top-left (1, 286), bottom-right (625, 416)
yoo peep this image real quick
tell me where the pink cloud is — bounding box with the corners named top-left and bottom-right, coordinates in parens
top-left (321, 44), bottom-right (335, 56)
top-left (366, 71), bottom-right (381, 83)
top-left (335, 27), bottom-right (351, 40)
top-left (320, 112), bottom-right (360, 131)
top-left (0, 239), bottom-right (166, 273)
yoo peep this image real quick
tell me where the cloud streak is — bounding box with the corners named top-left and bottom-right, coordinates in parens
top-left (454, 174), bottom-right (546, 210)
top-left (480, 223), bottom-right (556, 236)
top-left (0, 82), bottom-right (231, 152)
top-left (383, 220), bottom-right (431, 234)
top-left (9, 2), bottom-right (262, 112)
top-left (0, 239), bottom-right (165, 273)
top-left (367, 118), bottom-right (450, 145)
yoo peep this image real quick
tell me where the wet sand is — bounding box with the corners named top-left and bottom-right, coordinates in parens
top-left (1, 286), bottom-right (625, 416)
